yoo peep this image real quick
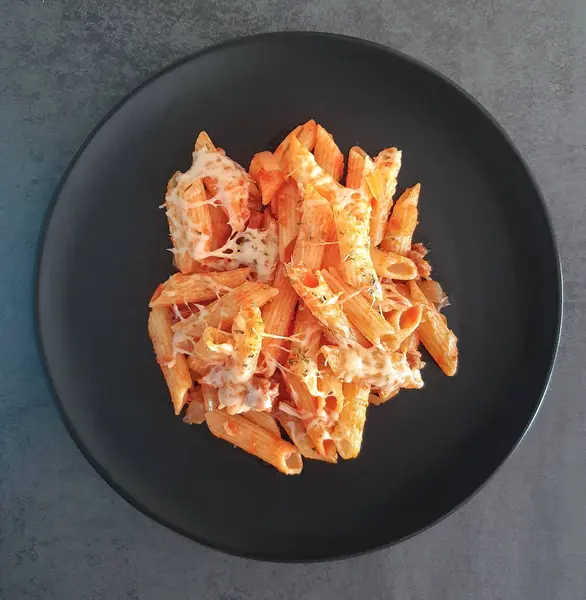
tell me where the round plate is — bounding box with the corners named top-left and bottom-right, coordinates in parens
top-left (36, 32), bottom-right (561, 561)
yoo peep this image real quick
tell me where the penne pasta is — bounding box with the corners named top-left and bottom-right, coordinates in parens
top-left (346, 146), bottom-right (375, 190)
top-left (201, 383), bottom-right (219, 412)
top-left (148, 307), bottom-right (192, 415)
top-left (185, 327), bottom-right (233, 377)
top-left (292, 304), bottom-right (322, 358)
top-left (275, 413), bottom-right (329, 461)
top-left (205, 410), bottom-right (303, 475)
top-left (291, 186), bottom-right (336, 270)
top-left (275, 179), bottom-right (302, 263)
top-left (378, 281), bottom-right (412, 313)
top-left (368, 386), bottom-right (401, 405)
top-left (367, 148), bottom-right (402, 245)
top-left (381, 184), bottom-right (420, 255)
top-left (418, 278), bottom-right (449, 310)
top-left (288, 135), bottom-right (381, 300)
top-left (183, 387), bottom-right (206, 424)
top-left (321, 237), bottom-right (342, 270)
top-left (287, 305), bottom-right (325, 400)
top-left (274, 119), bottom-right (317, 168)
top-left (242, 410), bottom-right (281, 436)
top-left (200, 306), bottom-right (264, 394)
top-left (165, 175), bottom-right (212, 274)
top-left (317, 368), bottom-right (345, 420)
top-left (194, 131), bottom-right (215, 151)
top-left (320, 268), bottom-right (395, 347)
top-left (384, 304), bottom-right (423, 350)
top-left (189, 138), bottom-right (256, 234)
top-left (259, 263), bottom-right (298, 377)
top-left (172, 281), bottom-right (278, 339)
top-left (334, 381), bottom-right (370, 459)
top-left (313, 124), bottom-right (344, 181)
top-left (149, 268), bottom-right (251, 307)
top-left (409, 281), bottom-right (458, 376)
top-left (249, 151), bottom-right (286, 205)
top-left (370, 246), bottom-right (418, 281)
top-left (286, 265), bottom-right (362, 346)
top-left (281, 370), bottom-right (337, 461)
top-left (207, 203), bottom-right (232, 250)
top-left (150, 124), bottom-right (459, 473)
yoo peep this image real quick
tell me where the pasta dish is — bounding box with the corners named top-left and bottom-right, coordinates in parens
top-left (148, 121), bottom-right (458, 474)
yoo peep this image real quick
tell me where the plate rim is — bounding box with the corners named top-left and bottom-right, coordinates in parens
top-left (33, 31), bottom-right (563, 562)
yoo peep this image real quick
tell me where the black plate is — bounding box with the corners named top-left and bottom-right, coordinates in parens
top-left (36, 32), bottom-right (561, 561)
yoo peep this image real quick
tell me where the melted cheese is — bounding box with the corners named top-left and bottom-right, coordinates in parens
top-left (203, 306), bottom-right (263, 389)
top-left (287, 266), bottom-right (355, 346)
top-left (321, 343), bottom-right (423, 394)
top-left (216, 377), bottom-right (278, 414)
top-left (164, 147), bottom-right (277, 281)
top-left (170, 145), bottom-right (251, 231)
top-left (289, 138), bottom-right (381, 299)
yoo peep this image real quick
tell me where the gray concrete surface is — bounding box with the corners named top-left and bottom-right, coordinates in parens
top-left (1, 0), bottom-right (586, 598)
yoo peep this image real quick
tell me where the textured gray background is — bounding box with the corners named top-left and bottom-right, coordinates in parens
top-left (1, 0), bottom-right (585, 598)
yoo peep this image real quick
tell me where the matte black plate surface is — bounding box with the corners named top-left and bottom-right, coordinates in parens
top-left (36, 33), bottom-right (561, 561)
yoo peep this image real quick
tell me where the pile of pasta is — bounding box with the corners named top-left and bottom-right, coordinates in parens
top-left (148, 121), bottom-right (458, 475)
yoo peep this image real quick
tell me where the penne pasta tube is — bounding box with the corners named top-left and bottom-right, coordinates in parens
top-left (287, 305), bottom-right (325, 400)
top-left (242, 411), bottom-right (281, 436)
top-left (321, 237), bottom-right (342, 270)
top-left (188, 141), bottom-right (255, 234)
top-left (201, 383), bottom-right (219, 412)
top-left (367, 148), bottom-right (402, 245)
top-left (172, 281), bottom-right (278, 338)
top-left (286, 265), bottom-right (362, 346)
top-left (149, 268), bottom-right (251, 307)
top-left (183, 387), bottom-right (206, 424)
top-left (384, 304), bottom-right (423, 350)
top-left (334, 381), bottom-right (370, 459)
top-left (291, 186), bottom-right (336, 270)
top-left (151, 123), bottom-right (460, 472)
top-left (378, 281), bottom-right (412, 313)
top-left (288, 136), bottom-right (382, 300)
top-left (207, 203), bottom-right (232, 250)
top-left (291, 304), bottom-right (322, 358)
top-left (281, 370), bottom-right (337, 461)
top-left (194, 131), bottom-right (215, 151)
top-left (259, 263), bottom-right (298, 376)
top-left (231, 305), bottom-right (264, 379)
top-left (275, 179), bottom-right (302, 262)
top-left (249, 151), bottom-right (286, 205)
top-left (334, 194), bottom-right (381, 300)
top-left (320, 268), bottom-right (395, 347)
top-left (370, 247), bottom-right (418, 281)
top-left (275, 413), bottom-right (329, 461)
top-left (317, 368), bottom-right (345, 420)
top-left (205, 410), bottom-right (303, 475)
top-left (409, 281), bottom-right (458, 376)
top-left (346, 146), bottom-right (374, 190)
top-left (200, 308), bottom-right (266, 407)
top-left (273, 119), bottom-right (317, 168)
top-left (381, 184), bottom-right (420, 255)
top-left (368, 386), bottom-right (401, 405)
top-left (185, 327), bottom-right (233, 377)
top-left (165, 175), bottom-right (212, 274)
top-left (148, 307), bottom-right (192, 415)
top-left (313, 124), bottom-right (344, 181)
